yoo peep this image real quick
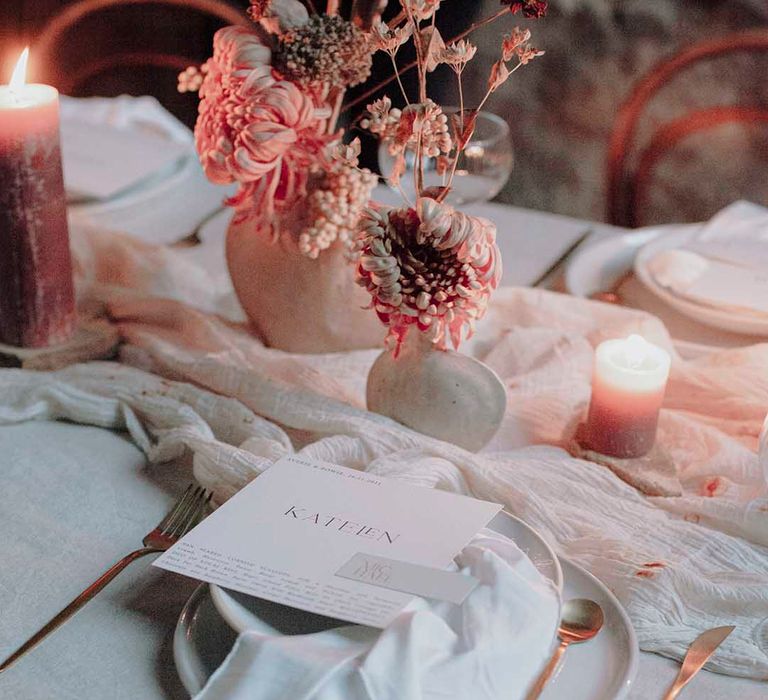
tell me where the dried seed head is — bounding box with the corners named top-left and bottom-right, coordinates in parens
top-left (273, 15), bottom-right (373, 89)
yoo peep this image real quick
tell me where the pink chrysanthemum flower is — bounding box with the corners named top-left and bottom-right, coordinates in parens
top-left (357, 197), bottom-right (502, 352)
top-left (194, 26), bottom-right (334, 226)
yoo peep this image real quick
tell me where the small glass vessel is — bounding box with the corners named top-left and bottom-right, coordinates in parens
top-left (378, 109), bottom-right (514, 206)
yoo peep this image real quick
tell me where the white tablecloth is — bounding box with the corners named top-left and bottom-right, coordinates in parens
top-left (1, 98), bottom-right (766, 699)
top-left (2, 420), bottom-right (766, 700)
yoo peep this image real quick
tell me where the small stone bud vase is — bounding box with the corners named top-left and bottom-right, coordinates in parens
top-left (367, 332), bottom-right (507, 452)
top-left (226, 214), bottom-right (384, 354)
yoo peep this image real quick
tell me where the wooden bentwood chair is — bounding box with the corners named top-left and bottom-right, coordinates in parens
top-left (34, 0), bottom-right (250, 124)
top-left (606, 30), bottom-right (768, 228)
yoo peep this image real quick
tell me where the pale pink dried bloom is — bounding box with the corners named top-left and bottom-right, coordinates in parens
top-left (369, 20), bottom-right (413, 55)
top-left (194, 26), bottom-right (333, 227)
top-left (299, 140), bottom-right (378, 258)
top-left (408, 100), bottom-right (452, 158)
top-left (356, 197), bottom-right (501, 351)
top-left (177, 65), bottom-right (205, 93)
top-left (247, 0), bottom-right (272, 21)
top-left (359, 96), bottom-right (401, 141)
top-left (330, 137), bottom-right (363, 165)
top-left (517, 45), bottom-right (545, 64)
top-left (437, 40), bottom-right (477, 69)
top-left (400, 0), bottom-right (441, 21)
top-left (367, 99), bottom-right (452, 159)
top-left (501, 27), bottom-right (531, 61)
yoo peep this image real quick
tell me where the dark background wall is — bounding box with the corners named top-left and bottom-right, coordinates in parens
top-left (471, 0), bottom-right (768, 223)
top-left (2, 0), bottom-right (768, 223)
top-left (0, 0), bottom-right (243, 126)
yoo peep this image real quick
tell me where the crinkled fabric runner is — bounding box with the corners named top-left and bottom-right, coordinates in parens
top-left (1, 224), bottom-right (767, 679)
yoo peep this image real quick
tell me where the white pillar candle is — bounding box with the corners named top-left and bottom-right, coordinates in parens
top-left (583, 334), bottom-right (671, 458)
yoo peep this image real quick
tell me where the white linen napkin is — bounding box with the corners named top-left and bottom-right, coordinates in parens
top-left (197, 532), bottom-right (560, 700)
top-left (692, 201), bottom-right (768, 268)
top-left (61, 96), bottom-right (234, 244)
top-left (60, 94), bottom-right (192, 144)
top-left (647, 201), bottom-right (768, 316)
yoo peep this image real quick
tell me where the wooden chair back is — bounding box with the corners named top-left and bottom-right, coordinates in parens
top-left (606, 31), bottom-right (768, 228)
top-left (34, 0), bottom-right (250, 122)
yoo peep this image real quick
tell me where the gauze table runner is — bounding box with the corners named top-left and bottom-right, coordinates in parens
top-left (0, 222), bottom-right (766, 680)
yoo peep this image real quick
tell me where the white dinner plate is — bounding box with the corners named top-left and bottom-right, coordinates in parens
top-left (565, 227), bottom-right (670, 299)
top-left (174, 512), bottom-right (638, 699)
top-left (174, 557), bottom-right (637, 700)
top-left (565, 228), bottom-right (762, 357)
top-left (634, 228), bottom-right (768, 337)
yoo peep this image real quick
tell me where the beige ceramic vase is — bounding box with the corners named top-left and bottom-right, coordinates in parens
top-left (226, 215), bottom-right (384, 353)
top-left (366, 332), bottom-right (507, 452)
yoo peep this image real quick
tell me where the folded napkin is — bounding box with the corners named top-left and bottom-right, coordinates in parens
top-left (1, 223), bottom-right (768, 681)
top-left (198, 532), bottom-right (560, 700)
top-left (60, 95), bottom-right (192, 144)
top-left (647, 201), bottom-right (768, 316)
top-left (693, 200), bottom-right (768, 268)
top-left (62, 96), bottom-right (234, 244)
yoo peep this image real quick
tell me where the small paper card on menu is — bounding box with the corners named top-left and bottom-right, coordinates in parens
top-left (154, 456), bottom-right (501, 628)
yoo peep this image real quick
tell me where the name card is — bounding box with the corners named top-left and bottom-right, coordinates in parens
top-left (154, 456), bottom-right (500, 628)
top-left (336, 553), bottom-right (479, 605)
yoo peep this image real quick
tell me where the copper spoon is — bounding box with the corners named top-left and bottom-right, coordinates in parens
top-left (526, 598), bottom-right (605, 699)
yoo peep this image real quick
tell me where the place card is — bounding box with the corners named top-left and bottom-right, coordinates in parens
top-left (154, 456), bottom-right (501, 628)
top-left (335, 553), bottom-right (479, 604)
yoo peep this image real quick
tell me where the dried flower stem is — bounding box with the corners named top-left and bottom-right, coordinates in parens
top-left (415, 115), bottom-right (425, 195)
top-left (443, 69), bottom-right (465, 192)
top-left (477, 59), bottom-right (524, 112)
top-left (389, 10), bottom-right (406, 26)
top-left (392, 175), bottom-right (414, 209)
top-left (390, 53), bottom-right (411, 105)
top-left (404, 5), bottom-right (427, 102)
top-left (327, 87), bottom-right (344, 134)
top-left (342, 7), bottom-right (509, 113)
top-left (402, 3), bottom-right (429, 194)
top-left (443, 61), bottom-right (526, 197)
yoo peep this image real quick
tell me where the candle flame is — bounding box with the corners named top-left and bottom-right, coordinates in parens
top-left (9, 47), bottom-right (29, 90)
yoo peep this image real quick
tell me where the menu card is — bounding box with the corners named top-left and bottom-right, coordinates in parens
top-left (154, 456), bottom-right (501, 628)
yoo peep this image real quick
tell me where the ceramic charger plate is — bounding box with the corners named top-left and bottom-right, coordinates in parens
top-left (173, 511), bottom-right (638, 699)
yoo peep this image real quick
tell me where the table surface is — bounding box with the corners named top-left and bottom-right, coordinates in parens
top-left (1, 156), bottom-right (765, 699)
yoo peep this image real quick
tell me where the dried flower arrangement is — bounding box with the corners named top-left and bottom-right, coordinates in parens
top-left (181, 0), bottom-right (545, 346)
top-left (355, 1), bottom-right (545, 352)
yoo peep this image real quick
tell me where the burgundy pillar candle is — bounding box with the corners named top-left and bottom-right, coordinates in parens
top-left (583, 334), bottom-right (671, 458)
top-left (0, 48), bottom-right (75, 348)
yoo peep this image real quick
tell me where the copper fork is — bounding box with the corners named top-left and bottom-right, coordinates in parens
top-left (0, 484), bottom-right (212, 673)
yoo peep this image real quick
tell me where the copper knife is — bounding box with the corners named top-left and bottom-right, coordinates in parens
top-left (663, 625), bottom-right (735, 700)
